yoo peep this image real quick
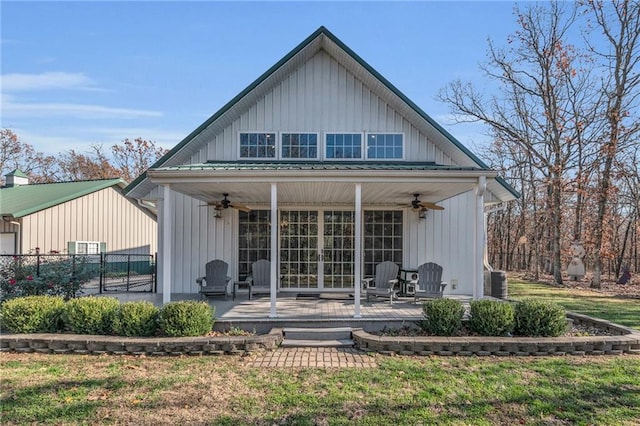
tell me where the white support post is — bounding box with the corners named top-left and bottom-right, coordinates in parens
top-left (161, 184), bottom-right (173, 305)
top-left (269, 183), bottom-right (278, 318)
top-left (475, 176), bottom-right (486, 300)
top-left (354, 183), bottom-right (362, 318)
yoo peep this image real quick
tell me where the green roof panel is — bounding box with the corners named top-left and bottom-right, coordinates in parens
top-left (0, 179), bottom-right (125, 218)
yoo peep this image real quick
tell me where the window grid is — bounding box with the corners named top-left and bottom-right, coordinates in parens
top-left (76, 241), bottom-right (101, 255)
top-left (239, 133), bottom-right (276, 159)
top-left (366, 133), bottom-right (403, 159)
top-left (363, 210), bottom-right (403, 277)
top-left (325, 133), bottom-right (363, 159)
top-left (280, 211), bottom-right (319, 288)
top-left (282, 133), bottom-right (318, 159)
top-left (323, 211), bottom-right (355, 288)
top-left (238, 210), bottom-right (271, 280)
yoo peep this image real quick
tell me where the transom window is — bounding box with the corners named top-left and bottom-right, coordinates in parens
top-left (366, 133), bottom-right (403, 159)
top-left (239, 133), bottom-right (276, 159)
top-left (282, 133), bottom-right (318, 159)
top-left (325, 133), bottom-right (362, 159)
top-left (238, 132), bottom-right (405, 161)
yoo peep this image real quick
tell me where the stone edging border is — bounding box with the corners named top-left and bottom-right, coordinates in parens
top-left (352, 313), bottom-right (640, 356)
top-left (1, 313), bottom-right (639, 357)
top-left (0, 328), bottom-right (284, 356)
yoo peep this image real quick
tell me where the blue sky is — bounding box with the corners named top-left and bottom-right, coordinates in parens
top-left (1, 1), bottom-right (520, 156)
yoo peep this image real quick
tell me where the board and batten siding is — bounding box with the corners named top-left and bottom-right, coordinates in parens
top-left (149, 49), bottom-right (480, 295)
top-left (19, 187), bottom-right (157, 255)
top-left (404, 190), bottom-right (476, 296)
top-left (188, 50), bottom-right (453, 165)
top-left (157, 191), bottom-right (237, 294)
top-left (157, 188), bottom-right (478, 296)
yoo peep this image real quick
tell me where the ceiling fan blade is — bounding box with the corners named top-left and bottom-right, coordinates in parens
top-left (231, 204), bottom-right (251, 213)
top-left (419, 202), bottom-right (444, 211)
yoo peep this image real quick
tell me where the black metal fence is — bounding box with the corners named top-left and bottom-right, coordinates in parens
top-left (0, 253), bottom-right (156, 295)
top-left (100, 253), bottom-right (156, 293)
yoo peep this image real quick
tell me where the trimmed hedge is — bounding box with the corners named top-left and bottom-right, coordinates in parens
top-left (468, 299), bottom-right (515, 336)
top-left (112, 301), bottom-right (159, 337)
top-left (514, 299), bottom-right (567, 337)
top-left (0, 295), bottom-right (65, 333)
top-left (63, 297), bottom-right (120, 335)
top-left (420, 298), bottom-right (464, 336)
top-left (157, 301), bottom-right (214, 337)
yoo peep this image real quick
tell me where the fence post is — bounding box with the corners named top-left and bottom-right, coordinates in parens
top-left (154, 252), bottom-right (158, 293)
top-left (99, 253), bottom-right (104, 294)
top-left (126, 254), bottom-right (131, 291)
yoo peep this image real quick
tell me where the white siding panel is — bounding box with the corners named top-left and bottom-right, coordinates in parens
top-left (178, 49), bottom-right (456, 165)
top-left (19, 187), bottom-right (157, 255)
top-left (403, 190), bottom-right (476, 296)
top-left (163, 193), bottom-right (239, 294)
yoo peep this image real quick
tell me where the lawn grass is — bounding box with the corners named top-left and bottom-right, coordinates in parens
top-left (2, 352), bottom-right (639, 425)
top-left (508, 278), bottom-right (640, 330)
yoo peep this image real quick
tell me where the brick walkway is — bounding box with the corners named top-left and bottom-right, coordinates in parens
top-left (247, 347), bottom-right (378, 368)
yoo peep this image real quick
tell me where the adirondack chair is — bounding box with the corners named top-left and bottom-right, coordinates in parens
top-left (363, 261), bottom-right (399, 304)
top-left (247, 259), bottom-right (271, 298)
top-left (414, 262), bottom-right (447, 302)
top-left (196, 259), bottom-right (231, 299)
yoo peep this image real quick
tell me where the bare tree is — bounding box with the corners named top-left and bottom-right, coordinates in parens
top-left (439, 1), bottom-right (595, 284)
top-left (0, 129), bottom-right (56, 184)
top-left (111, 138), bottom-right (167, 183)
top-left (585, 0), bottom-right (640, 288)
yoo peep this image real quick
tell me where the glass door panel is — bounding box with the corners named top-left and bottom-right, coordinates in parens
top-left (279, 211), bottom-right (318, 289)
top-left (323, 211), bottom-right (355, 289)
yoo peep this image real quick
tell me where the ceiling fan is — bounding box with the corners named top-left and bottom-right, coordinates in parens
top-left (398, 194), bottom-right (445, 211)
top-left (200, 193), bottom-right (251, 213)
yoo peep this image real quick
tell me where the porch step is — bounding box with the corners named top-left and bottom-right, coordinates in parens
top-left (282, 327), bottom-right (354, 347)
top-left (280, 339), bottom-right (355, 348)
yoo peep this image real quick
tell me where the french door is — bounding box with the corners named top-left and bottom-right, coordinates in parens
top-left (279, 210), bottom-right (354, 290)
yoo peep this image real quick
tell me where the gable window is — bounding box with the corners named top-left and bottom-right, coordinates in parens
top-left (366, 133), bottom-right (403, 159)
top-left (282, 133), bottom-right (318, 159)
top-left (325, 133), bottom-right (362, 159)
top-left (239, 132), bottom-right (276, 159)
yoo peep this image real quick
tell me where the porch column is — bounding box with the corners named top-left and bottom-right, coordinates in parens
top-left (474, 176), bottom-right (486, 300)
top-left (161, 184), bottom-right (173, 305)
top-left (269, 183), bottom-right (278, 318)
top-left (353, 183), bottom-right (362, 318)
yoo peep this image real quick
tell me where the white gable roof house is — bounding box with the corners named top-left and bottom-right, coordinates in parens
top-left (125, 27), bottom-right (518, 319)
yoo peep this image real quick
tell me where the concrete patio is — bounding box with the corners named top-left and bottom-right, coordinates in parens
top-left (89, 289), bottom-right (475, 333)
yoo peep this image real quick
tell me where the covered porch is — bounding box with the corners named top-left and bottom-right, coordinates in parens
top-left (148, 163), bottom-right (507, 319)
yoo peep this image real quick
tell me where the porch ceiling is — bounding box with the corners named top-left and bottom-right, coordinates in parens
top-left (148, 165), bottom-right (492, 207)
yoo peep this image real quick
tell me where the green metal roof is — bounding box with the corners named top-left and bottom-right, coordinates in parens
top-left (0, 179), bottom-right (125, 218)
top-left (154, 161), bottom-right (486, 173)
top-left (5, 169), bottom-right (28, 178)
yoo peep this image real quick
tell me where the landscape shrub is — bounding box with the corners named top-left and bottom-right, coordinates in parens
top-left (514, 299), bottom-right (567, 337)
top-left (63, 297), bottom-right (119, 335)
top-left (0, 295), bottom-right (64, 333)
top-left (112, 301), bottom-right (159, 337)
top-left (468, 299), bottom-right (515, 336)
top-left (420, 298), bottom-right (464, 336)
top-left (157, 301), bottom-right (214, 337)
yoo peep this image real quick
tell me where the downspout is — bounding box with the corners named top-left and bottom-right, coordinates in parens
top-left (475, 176), bottom-right (486, 300)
